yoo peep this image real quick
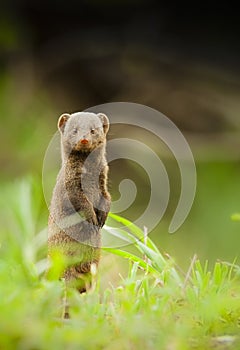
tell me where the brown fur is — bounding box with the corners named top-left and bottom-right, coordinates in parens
top-left (48, 112), bottom-right (111, 293)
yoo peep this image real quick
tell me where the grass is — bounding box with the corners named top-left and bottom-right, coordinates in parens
top-left (1, 177), bottom-right (240, 349)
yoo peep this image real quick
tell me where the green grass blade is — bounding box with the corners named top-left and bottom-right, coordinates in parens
top-left (102, 247), bottom-right (158, 274)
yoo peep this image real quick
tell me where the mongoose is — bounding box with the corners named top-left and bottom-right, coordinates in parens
top-left (48, 111), bottom-right (111, 293)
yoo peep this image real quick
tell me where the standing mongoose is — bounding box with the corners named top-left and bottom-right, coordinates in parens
top-left (48, 111), bottom-right (111, 293)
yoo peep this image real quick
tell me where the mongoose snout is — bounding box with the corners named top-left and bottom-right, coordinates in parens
top-left (80, 138), bottom-right (89, 145)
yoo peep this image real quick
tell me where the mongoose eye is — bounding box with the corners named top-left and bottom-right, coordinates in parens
top-left (91, 128), bottom-right (95, 134)
top-left (73, 128), bottom-right (78, 135)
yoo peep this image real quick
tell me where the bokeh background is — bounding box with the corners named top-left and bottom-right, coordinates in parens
top-left (1, 1), bottom-right (240, 272)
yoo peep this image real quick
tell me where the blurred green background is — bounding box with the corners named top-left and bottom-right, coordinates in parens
top-left (0, 1), bottom-right (240, 272)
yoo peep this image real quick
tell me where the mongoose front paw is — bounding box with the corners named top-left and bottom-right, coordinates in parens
top-left (79, 205), bottom-right (98, 227)
top-left (95, 209), bottom-right (108, 228)
top-left (89, 213), bottom-right (98, 227)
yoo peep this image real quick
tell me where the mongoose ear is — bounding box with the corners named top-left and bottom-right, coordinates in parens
top-left (58, 113), bottom-right (71, 132)
top-left (98, 113), bottom-right (109, 134)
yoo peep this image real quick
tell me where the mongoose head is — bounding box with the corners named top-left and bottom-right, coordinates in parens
top-left (58, 112), bottom-right (109, 155)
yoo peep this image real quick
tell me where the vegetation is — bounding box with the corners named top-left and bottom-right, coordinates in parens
top-left (0, 177), bottom-right (240, 349)
top-left (1, 8), bottom-right (240, 349)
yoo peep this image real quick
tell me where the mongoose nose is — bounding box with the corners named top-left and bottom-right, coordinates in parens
top-left (81, 138), bottom-right (89, 145)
